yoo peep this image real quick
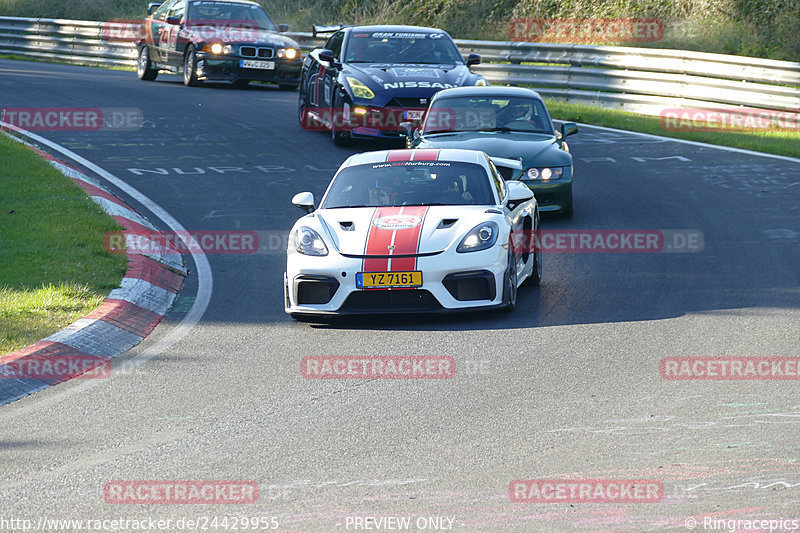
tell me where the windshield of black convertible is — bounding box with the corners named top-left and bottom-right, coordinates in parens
top-left (343, 31), bottom-right (463, 64)
top-left (187, 1), bottom-right (277, 31)
top-left (421, 96), bottom-right (554, 134)
top-left (321, 161), bottom-right (495, 209)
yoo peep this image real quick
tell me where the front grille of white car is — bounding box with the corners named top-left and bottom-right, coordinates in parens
top-left (341, 289), bottom-right (441, 312)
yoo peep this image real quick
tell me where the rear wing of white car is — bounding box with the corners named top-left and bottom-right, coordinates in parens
top-left (489, 157), bottom-right (523, 172)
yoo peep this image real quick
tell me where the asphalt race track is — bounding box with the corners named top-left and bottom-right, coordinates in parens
top-left (1, 58), bottom-right (800, 531)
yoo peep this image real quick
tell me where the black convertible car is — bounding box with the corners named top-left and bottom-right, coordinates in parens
top-left (298, 25), bottom-right (487, 145)
top-left (136, 0), bottom-right (302, 88)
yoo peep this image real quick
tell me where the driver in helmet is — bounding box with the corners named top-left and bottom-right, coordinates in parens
top-left (500, 101), bottom-right (544, 129)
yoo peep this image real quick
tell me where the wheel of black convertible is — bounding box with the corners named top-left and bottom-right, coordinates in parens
top-left (137, 46), bottom-right (158, 81)
top-left (527, 212), bottom-right (542, 286)
top-left (331, 91), bottom-right (351, 146)
top-left (501, 241), bottom-right (518, 312)
top-left (183, 45), bottom-right (202, 87)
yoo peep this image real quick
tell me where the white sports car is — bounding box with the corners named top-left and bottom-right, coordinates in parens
top-left (284, 148), bottom-right (541, 319)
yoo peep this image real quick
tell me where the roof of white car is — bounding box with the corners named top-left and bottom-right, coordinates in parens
top-left (343, 148), bottom-right (488, 168)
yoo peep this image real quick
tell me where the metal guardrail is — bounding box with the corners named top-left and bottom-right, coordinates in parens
top-left (2, 16), bottom-right (800, 118)
top-left (0, 17), bottom-right (136, 67)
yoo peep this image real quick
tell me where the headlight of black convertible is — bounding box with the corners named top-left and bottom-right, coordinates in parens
top-left (521, 167), bottom-right (564, 181)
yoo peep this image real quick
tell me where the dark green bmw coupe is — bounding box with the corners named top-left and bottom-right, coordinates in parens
top-left (401, 86), bottom-right (578, 216)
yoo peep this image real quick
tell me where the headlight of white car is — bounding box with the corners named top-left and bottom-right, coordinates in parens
top-left (292, 226), bottom-right (328, 256)
top-left (457, 221), bottom-right (499, 253)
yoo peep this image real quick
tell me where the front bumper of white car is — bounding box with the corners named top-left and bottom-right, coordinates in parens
top-left (284, 244), bottom-right (509, 315)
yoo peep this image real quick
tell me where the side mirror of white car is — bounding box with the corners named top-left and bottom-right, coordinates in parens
top-left (292, 191), bottom-right (315, 213)
top-left (506, 181), bottom-right (534, 203)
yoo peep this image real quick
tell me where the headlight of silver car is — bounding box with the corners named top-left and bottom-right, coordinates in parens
top-left (521, 167), bottom-right (564, 181)
top-left (292, 226), bottom-right (328, 256)
top-left (457, 221), bottom-right (499, 253)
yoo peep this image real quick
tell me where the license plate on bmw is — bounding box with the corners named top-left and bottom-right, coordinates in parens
top-left (356, 271), bottom-right (422, 289)
top-left (240, 59), bottom-right (274, 70)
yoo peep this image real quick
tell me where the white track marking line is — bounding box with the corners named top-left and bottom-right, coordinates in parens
top-left (1, 121), bottom-right (213, 417)
top-left (558, 120), bottom-right (800, 165)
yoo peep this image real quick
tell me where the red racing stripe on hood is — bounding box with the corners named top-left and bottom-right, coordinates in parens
top-left (387, 205), bottom-right (428, 271)
top-left (411, 149), bottom-right (440, 161)
top-left (386, 149), bottom-right (415, 162)
top-left (362, 206), bottom-right (429, 272)
top-left (363, 207), bottom-right (392, 272)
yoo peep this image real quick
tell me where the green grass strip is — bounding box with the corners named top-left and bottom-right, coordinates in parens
top-left (0, 133), bottom-right (127, 356)
top-left (545, 100), bottom-right (800, 159)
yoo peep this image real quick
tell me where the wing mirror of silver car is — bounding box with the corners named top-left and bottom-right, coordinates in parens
top-left (292, 192), bottom-right (315, 214)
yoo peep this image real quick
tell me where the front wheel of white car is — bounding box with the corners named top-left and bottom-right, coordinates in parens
top-left (501, 241), bottom-right (518, 312)
top-left (526, 212), bottom-right (542, 286)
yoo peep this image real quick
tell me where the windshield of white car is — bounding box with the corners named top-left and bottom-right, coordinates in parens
top-left (421, 96), bottom-right (555, 135)
top-left (187, 1), bottom-right (277, 32)
top-left (321, 161), bottom-right (495, 209)
top-left (343, 32), bottom-right (463, 64)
